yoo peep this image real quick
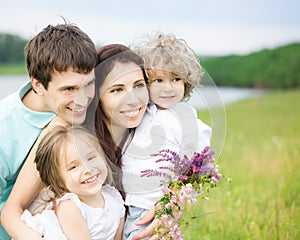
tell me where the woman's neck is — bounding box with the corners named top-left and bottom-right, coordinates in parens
top-left (105, 121), bottom-right (128, 147)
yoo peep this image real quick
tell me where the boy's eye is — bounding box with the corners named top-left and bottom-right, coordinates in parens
top-left (173, 78), bottom-right (181, 82)
top-left (153, 79), bottom-right (163, 83)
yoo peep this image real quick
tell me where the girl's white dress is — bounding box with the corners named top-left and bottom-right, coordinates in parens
top-left (21, 185), bottom-right (125, 240)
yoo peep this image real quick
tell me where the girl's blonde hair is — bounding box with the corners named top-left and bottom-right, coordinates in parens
top-left (134, 32), bottom-right (203, 99)
top-left (34, 125), bottom-right (113, 204)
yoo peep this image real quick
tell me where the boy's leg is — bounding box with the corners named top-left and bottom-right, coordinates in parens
top-left (123, 206), bottom-right (150, 240)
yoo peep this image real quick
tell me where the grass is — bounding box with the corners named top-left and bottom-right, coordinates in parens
top-left (0, 63), bottom-right (26, 74)
top-left (182, 89), bottom-right (300, 239)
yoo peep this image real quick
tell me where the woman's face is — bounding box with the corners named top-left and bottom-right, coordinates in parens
top-left (99, 62), bottom-right (149, 134)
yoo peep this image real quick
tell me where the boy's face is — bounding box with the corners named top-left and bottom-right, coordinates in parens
top-left (39, 69), bottom-right (95, 125)
top-left (148, 69), bottom-right (184, 109)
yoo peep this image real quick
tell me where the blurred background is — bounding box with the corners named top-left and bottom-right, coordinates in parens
top-left (0, 0), bottom-right (299, 239)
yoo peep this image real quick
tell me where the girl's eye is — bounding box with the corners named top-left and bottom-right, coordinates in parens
top-left (153, 79), bottom-right (163, 83)
top-left (88, 155), bottom-right (96, 161)
top-left (68, 164), bottom-right (79, 171)
top-left (173, 78), bottom-right (181, 82)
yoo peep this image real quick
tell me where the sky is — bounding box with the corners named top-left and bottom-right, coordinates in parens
top-left (0, 0), bottom-right (300, 55)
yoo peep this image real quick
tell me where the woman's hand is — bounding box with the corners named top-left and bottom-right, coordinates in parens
top-left (131, 207), bottom-right (159, 240)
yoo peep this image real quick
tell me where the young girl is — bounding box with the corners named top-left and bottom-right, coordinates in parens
top-left (21, 125), bottom-right (125, 240)
top-left (122, 32), bottom-right (212, 239)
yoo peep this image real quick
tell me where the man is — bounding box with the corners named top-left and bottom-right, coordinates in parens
top-left (0, 23), bottom-right (97, 239)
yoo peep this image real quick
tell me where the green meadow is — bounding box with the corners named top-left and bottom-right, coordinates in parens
top-left (183, 89), bottom-right (300, 239)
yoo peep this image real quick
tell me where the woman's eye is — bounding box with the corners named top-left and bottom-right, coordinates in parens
top-left (135, 82), bottom-right (146, 88)
top-left (110, 88), bottom-right (123, 93)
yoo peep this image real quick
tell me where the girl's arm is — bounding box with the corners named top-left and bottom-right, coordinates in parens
top-left (1, 117), bottom-right (67, 240)
top-left (56, 199), bottom-right (91, 240)
top-left (114, 216), bottom-right (125, 240)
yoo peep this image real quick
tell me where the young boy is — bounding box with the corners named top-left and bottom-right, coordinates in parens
top-left (0, 23), bottom-right (97, 239)
top-left (122, 32), bottom-right (212, 239)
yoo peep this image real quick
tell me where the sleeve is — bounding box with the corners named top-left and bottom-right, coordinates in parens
top-left (21, 209), bottom-right (45, 236)
top-left (176, 102), bottom-right (212, 154)
top-left (56, 193), bottom-right (87, 219)
top-left (0, 148), bottom-right (8, 211)
top-left (196, 118), bottom-right (212, 152)
top-left (103, 185), bottom-right (126, 218)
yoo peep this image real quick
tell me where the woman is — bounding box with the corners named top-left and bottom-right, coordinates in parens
top-left (84, 44), bottom-right (149, 195)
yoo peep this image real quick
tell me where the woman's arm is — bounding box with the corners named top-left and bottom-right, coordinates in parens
top-left (1, 117), bottom-right (68, 240)
top-left (56, 200), bottom-right (91, 240)
top-left (114, 216), bottom-right (125, 240)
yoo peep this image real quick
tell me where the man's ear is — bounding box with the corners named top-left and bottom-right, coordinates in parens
top-left (31, 77), bottom-right (44, 95)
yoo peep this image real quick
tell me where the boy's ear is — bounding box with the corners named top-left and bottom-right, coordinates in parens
top-left (31, 77), bottom-right (44, 95)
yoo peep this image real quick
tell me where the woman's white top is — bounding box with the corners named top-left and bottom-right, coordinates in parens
top-left (122, 102), bottom-right (212, 209)
top-left (22, 185), bottom-right (125, 240)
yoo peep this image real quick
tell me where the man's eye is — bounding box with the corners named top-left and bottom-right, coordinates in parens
top-left (85, 80), bottom-right (95, 87)
top-left (65, 87), bottom-right (75, 92)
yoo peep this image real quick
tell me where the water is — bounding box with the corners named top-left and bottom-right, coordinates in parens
top-left (0, 75), bottom-right (265, 108)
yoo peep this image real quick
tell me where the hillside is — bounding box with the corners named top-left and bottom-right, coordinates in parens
top-left (200, 43), bottom-right (300, 89)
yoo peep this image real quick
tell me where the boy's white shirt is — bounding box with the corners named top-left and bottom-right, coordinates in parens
top-left (122, 102), bottom-right (212, 209)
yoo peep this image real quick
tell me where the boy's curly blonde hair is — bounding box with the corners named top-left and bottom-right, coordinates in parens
top-left (134, 32), bottom-right (203, 99)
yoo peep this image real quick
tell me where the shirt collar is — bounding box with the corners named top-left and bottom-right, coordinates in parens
top-left (18, 81), bottom-right (56, 128)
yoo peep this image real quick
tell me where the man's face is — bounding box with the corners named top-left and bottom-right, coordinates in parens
top-left (41, 69), bottom-right (95, 125)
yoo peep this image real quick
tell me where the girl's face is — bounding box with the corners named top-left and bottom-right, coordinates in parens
top-left (99, 62), bottom-right (149, 133)
top-left (60, 137), bottom-right (107, 202)
top-left (148, 69), bottom-right (185, 109)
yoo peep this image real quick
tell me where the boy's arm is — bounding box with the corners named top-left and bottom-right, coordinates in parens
top-left (114, 216), bottom-right (125, 240)
top-left (56, 200), bottom-right (91, 240)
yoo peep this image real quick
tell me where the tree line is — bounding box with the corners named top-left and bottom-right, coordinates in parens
top-left (0, 33), bottom-right (27, 64)
top-left (200, 43), bottom-right (300, 89)
top-left (1, 32), bottom-right (299, 89)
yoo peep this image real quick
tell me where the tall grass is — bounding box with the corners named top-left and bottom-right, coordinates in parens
top-left (182, 90), bottom-right (300, 239)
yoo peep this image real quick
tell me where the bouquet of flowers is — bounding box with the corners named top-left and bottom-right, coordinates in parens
top-left (141, 146), bottom-right (221, 240)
